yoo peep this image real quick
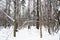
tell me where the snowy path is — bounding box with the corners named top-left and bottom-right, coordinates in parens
top-left (0, 26), bottom-right (60, 40)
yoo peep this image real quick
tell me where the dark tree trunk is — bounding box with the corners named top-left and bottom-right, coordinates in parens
top-left (28, 25), bottom-right (30, 29)
top-left (14, 0), bottom-right (17, 37)
top-left (58, 11), bottom-right (60, 24)
top-left (36, 0), bottom-right (39, 29)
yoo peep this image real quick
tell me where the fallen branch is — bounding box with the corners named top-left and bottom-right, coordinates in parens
top-left (0, 8), bottom-right (15, 22)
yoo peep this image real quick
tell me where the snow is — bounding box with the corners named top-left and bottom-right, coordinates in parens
top-left (41, 0), bottom-right (44, 2)
top-left (0, 26), bottom-right (60, 40)
top-left (58, 7), bottom-right (60, 11)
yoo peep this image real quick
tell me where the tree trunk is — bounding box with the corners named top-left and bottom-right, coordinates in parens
top-left (47, 0), bottom-right (51, 34)
top-left (58, 11), bottom-right (60, 24)
top-left (40, 0), bottom-right (42, 38)
top-left (36, 0), bottom-right (39, 29)
top-left (28, 0), bottom-right (31, 29)
top-left (14, 0), bottom-right (17, 37)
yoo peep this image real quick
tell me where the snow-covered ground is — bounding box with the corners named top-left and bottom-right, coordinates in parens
top-left (0, 26), bottom-right (60, 40)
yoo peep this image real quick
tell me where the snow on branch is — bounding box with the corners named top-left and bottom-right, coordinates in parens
top-left (0, 8), bottom-right (15, 22)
